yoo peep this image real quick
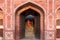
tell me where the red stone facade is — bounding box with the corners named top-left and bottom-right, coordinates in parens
top-left (0, 0), bottom-right (60, 40)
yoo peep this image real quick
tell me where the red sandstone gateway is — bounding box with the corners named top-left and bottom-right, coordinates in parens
top-left (0, 0), bottom-right (60, 40)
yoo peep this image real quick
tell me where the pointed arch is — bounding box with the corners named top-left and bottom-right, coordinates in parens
top-left (15, 2), bottom-right (45, 40)
top-left (55, 6), bottom-right (60, 13)
top-left (15, 2), bottom-right (45, 14)
top-left (55, 8), bottom-right (60, 20)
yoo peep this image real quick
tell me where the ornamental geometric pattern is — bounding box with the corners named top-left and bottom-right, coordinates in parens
top-left (47, 14), bottom-right (55, 30)
top-left (5, 15), bottom-right (14, 30)
top-left (47, 25), bottom-right (55, 30)
top-left (46, 31), bottom-right (54, 40)
top-left (5, 32), bottom-right (13, 39)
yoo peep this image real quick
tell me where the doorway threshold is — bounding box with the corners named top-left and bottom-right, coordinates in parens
top-left (20, 38), bottom-right (40, 40)
top-left (56, 38), bottom-right (60, 40)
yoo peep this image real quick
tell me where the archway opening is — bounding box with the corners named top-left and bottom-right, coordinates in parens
top-left (56, 19), bottom-right (60, 40)
top-left (20, 9), bottom-right (40, 40)
top-left (15, 2), bottom-right (45, 40)
top-left (56, 8), bottom-right (60, 40)
top-left (0, 9), bottom-right (3, 40)
top-left (25, 15), bottom-right (35, 38)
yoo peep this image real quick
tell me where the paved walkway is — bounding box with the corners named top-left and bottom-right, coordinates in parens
top-left (21, 31), bottom-right (40, 40)
top-left (21, 39), bottom-right (40, 40)
top-left (20, 37), bottom-right (40, 40)
top-left (0, 37), bottom-right (60, 40)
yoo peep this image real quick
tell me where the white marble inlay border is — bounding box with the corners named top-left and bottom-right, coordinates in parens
top-left (46, 0), bottom-right (49, 30)
top-left (56, 26), bottom-right (60, 29)
top-left (0, 25), bottom-right (3, 29)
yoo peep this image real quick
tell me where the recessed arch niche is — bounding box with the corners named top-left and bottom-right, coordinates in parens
top-left (56, 8), bottom-right (60, 39)
top-left (15, 2), bottom-right (45, 40)
top-left (0, 8), bottom-right (3, 40)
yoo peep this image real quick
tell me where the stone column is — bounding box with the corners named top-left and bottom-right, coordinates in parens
top-left (45, 0), bottom-right (56, 40)
top-left (4, 0), bottom-right (15, 40)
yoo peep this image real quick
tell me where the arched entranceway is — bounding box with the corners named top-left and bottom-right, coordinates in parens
top-left (56, 8), bottom-right (60, 40)
top-left (20, 9), bottom-right (40, 39)
top-left (15, 2), bottom-right (44, 40)
top-left (0, 9), bottom-right (3, 40)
